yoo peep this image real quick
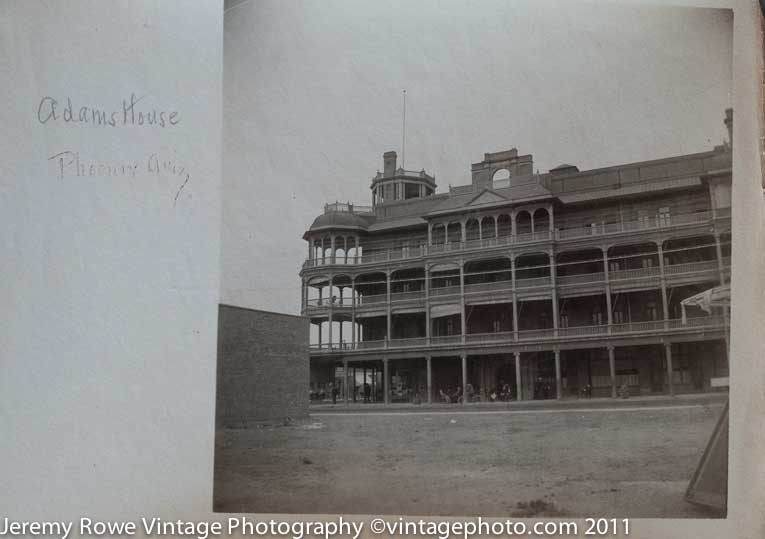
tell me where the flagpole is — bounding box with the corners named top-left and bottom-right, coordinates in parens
top-left (402, 89), bottom-right (406, 170)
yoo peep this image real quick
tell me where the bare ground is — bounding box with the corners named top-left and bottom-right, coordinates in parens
top-left (213, 396), bottom-right (726, 517)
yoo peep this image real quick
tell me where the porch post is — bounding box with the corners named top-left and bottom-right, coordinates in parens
top-left (511, 256), bottom-right (518, 341)
top-left (386, 272), bottom-right (392, 341)
top-left (426, 355), bottom-right (432, 404)
top-left (550, 253), bottom-right (558, 337)
top-left (383, 358), bottom-right (390, 405)
top-left (714, 233), bottom-right (726, 283)
top-left (512, 295), bottom-right (519, 342)
top-left (657, 242), bottom-right (669, 326)
top-left (425, 267), bottom-right (431, 344)
top-left (608, 345), bottom-right (617, 398)
top-left (351, 278), bottom-right (356, 347)
top-left (459, 261), bottom-right (466, 344)
top-left (665, 342), bottom-right (674, 397)
top-left (461, 353), bottom-right (468, 405)
top-left (514, 352), bottom-right (522, 401)
top-left (603, 248), bottom-right (613, 334)
top-left (554, 348), bottom-right (562, 400)
top-left (343, 359), bottom-right (349, 405)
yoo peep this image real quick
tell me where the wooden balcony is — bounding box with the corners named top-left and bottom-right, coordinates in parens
top-left (305, 259), bottom-right (730, 315)
top-left (302, 208), bottom-right (726, 270)
top-left (308, 316), bottom-right (727, 353)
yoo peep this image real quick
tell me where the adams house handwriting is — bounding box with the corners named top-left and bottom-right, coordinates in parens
top-left (37, 94), bottom-right (179, 128)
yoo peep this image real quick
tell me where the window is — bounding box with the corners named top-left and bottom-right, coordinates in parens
top-left (492, 319), bottom-right (501, 332)
top-left (638, 211), bottom-right (653, 229)
top-left (658, 207), bottom-right (671, 227)
top-left (609, 261), bottom-right (621, 272)
top-left (492, 168), bottom-right (511, 189)
top-left (446, 318), bottom-right (454, 335)
top-left (613, 310), bottom-right (624, 323)
top-left (641, 258), bottom-right (654, 269)
top-left (560, 312), bottom-right (569, 328)
top-left (401, 241), bottom-right (409, 258)
top-left (646, 302), bottom-right (658, 321)
top-left (592, 309), bottom-right (604, 325)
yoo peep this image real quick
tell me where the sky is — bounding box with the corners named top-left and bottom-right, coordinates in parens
top-left (221, 0), bottom-right (733, 315)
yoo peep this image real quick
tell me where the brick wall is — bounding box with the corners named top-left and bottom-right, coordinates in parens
top-left (215, 305), bottom-right (309, 426)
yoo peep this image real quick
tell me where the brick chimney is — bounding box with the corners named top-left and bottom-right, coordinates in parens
top-left (383, 151), bottom-right (397, 177)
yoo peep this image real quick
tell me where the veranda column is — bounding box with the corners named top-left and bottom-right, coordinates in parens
top-left (427, 224), bottom-right (432, 247)
top-left (714, 233), bottom-right (731, 356)
top-left (328, 277), bottom-right (334, 348)
top-left (657, 242), bottom-right (669, 326)
top-left (461, 353), bottom-right (468, 405)
top-left (714, 233), bottom-right (726, 283)
top-left (331, 236), bottom-right (336, 264)
top-left (426, 355), bottom-right (432, 404)
top-left (550, 253), bottom-right (558, 337)
top-left (386, 272), bottom-right (392, 343)
top-left (424, 267), bottom-right (431, 343)
top-left (603, 248), bottom-right (613, 333)
top-left (665, 342), bottom-right (674, 397)
top-left (608, 345), bottom-right (617, 398)
top-left (343, 359), bottom-right (349, 405)
top-left (383, 358), bottom-right (390, 405)
top-left (514, 352), bottom-right (522, 401)
top-left (510, 212), bottom-right (517, 242)
top-left (554, 348), bottom-right (562, 400)
top-left (344, 237), bottom-right (348, 264)
top-left (511, 256), bottom-right (518, 341)
top-left (459, 261), bottom-right (466, 344)
top-left (351, 278), bottom-right (356, 347)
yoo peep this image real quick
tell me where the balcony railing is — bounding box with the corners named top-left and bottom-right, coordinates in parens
top-left (557, 272), bottom-right (606, 286)
top-left (515, 276), bottom-right (552, 288)
top-left (308, 259), bottom-right (731, 311)
top-left (307, 316), bottom-right (727, 352)
top-left (303, 209), bottom-right (727, 269)
top-left (663, 260), bottom-right (718, 275)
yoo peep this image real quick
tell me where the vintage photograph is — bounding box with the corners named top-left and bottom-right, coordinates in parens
top-left (215, 1), bottom-right (733, 518)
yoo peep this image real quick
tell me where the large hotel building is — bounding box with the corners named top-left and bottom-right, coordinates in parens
top-left (300, 111), bottom-right (732, 404)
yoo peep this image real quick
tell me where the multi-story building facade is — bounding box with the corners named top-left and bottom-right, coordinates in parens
top-left (300, 111), bottom-right (733, 404)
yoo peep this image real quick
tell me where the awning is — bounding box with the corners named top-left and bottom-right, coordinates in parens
top-left (430, 304), bottom-right (461, 319)
top-left (680, 284), bottom-right (730, 323)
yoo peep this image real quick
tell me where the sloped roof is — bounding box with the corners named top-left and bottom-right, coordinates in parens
top-left (367, 216), bottom-right (427, 232)
top-left (557, 177), bottom-right (702, 204)
top-left (308, 211), bottom-right (373, 232)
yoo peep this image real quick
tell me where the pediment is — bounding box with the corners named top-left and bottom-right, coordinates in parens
top-left (466, 189), bottom-right (507, 207)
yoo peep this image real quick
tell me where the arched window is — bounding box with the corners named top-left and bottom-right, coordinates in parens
top-left (492, 168), bottom-right (511, 188)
